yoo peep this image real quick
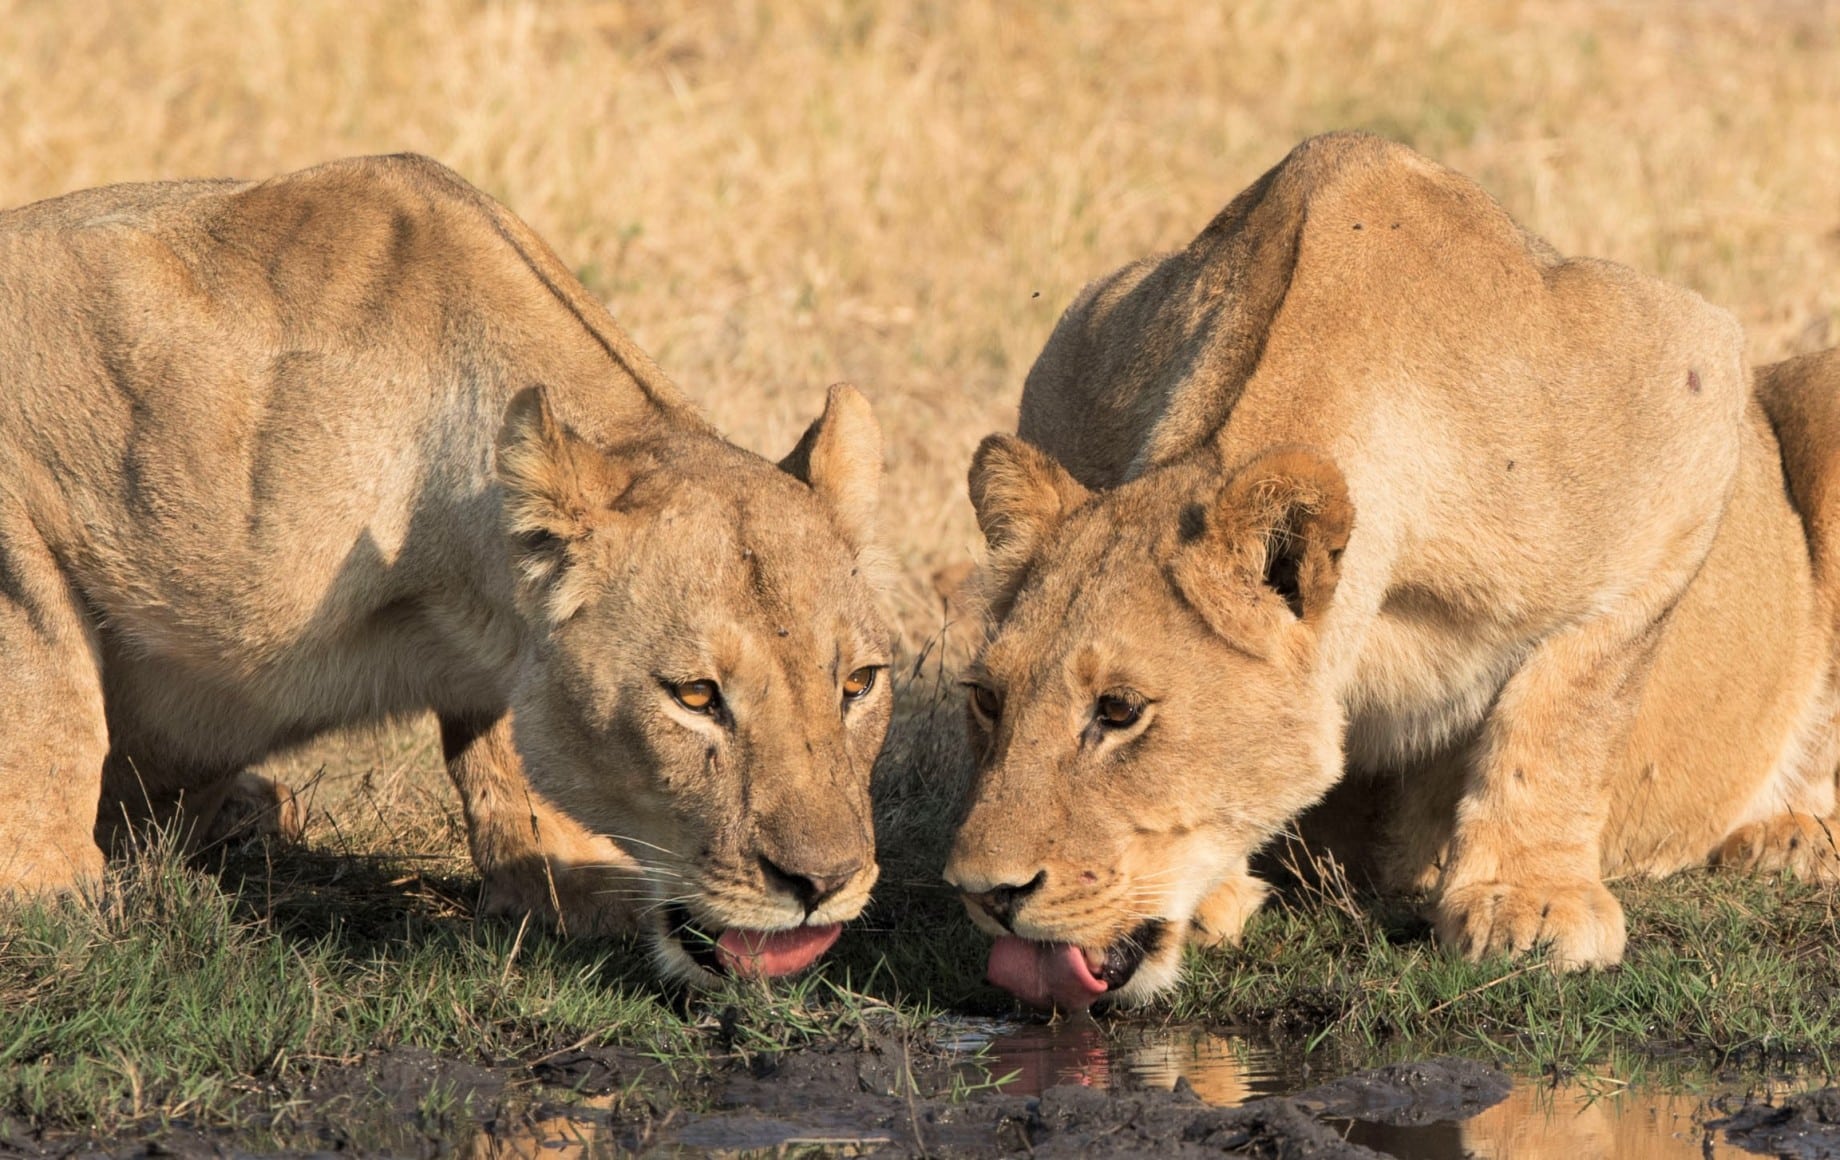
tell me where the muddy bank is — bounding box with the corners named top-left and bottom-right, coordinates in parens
top-left (9, 1032), bottom-right (1833, 1158)
top-left (1711, 1088), bottom-right (1840, 1159)
top-left (652, 1049), bottom-right (1510, 1156)
top-left (1, 1040), bottom-right (1510, 1158)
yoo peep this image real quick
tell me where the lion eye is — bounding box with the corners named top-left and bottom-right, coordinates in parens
top-left (1095, 694), bottom-right (1142, 729)
top-left (670, 679), bottom-right (722, 714)
top-left (842, 666), bottom-right (878, 702)
top-left (966, 683), bottom-right (1002, 722)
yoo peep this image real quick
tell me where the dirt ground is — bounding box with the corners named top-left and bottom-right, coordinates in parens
top-left (12, 1037), bottom-right (1840, 1159)
top-left (2, 1042), bottom-right (1511, 1158)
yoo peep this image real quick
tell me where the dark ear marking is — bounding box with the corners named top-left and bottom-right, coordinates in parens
top-left (519, 528), bottom-right (561, 555)
top-left (1264, 529), bottom-right (1305, 618)
top-left (1170, 446), bottom-right (1354, 643)
top-left (1178, 502), bottom-right (1208, 544)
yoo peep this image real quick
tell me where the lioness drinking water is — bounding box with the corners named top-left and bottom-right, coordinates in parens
top-left (0, 154), bottom-right (892, 984)
top-left (947, 132), bottom-right (1840, 1009)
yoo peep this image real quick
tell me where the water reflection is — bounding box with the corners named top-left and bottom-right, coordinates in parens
top-left (455, 1019), bottom-right (1811, 1158)
top-left (947, 1017), bottom-right (1296, 1105)
top-left (466, 1096), bottom-right (900, 1158)
top-left (467, 1099), bottom-right (624, 1160)
top-left (1445, 1084), bottom-right (1738, 1159)
top-left (965, 1018), bottom-right (1798, 1160)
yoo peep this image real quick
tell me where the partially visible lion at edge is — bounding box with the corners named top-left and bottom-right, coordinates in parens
top-left (946, 131), bottom-right (1840, 1010)
top-left (0, 154), bottom-right (893, 986)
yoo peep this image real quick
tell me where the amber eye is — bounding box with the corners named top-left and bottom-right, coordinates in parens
top-left (670, 679), bottom-right (722, 714)
top-left (965, 683), bottom-right (1002, 721)
top-left (842, 666), bottom-right (878, 702)
top-left (1095, 693), bottom-right (1142, 729)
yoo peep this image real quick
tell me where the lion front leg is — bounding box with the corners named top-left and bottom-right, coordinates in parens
top-left (0, 527), bottom-right (109, 900)
top-left (1380, 750), bottom-right (1467, 894)
top-left (209, 772), bottom-right (307, 845)
top-left (439, 712), bottom-right (641, 937)
top-left (1432, 612), bottom-right (1656, 970)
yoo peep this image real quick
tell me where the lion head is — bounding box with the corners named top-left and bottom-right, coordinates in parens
top-left (496, 383), bottom-right (893, 985)
top-left (944, 435), bottom-right (1353, 1008)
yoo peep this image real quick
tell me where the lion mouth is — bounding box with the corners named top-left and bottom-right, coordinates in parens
top-left (665, 904), bottom-right (842, 979)
top-left (985, 919), bottom-right (1167, 1011)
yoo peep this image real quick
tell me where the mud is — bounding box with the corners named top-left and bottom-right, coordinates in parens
top-left (467, 1038), bottom-right (1505, 1157)
top-left (1711, 1087), bottom-right (1840, 1159)
top-left (0, 1038), bottom-right (1506, 1159)
top-left (7, 1026), bottom-right (1832, 1158)
top-left (665, 1036), bottom-right (1511, 1156)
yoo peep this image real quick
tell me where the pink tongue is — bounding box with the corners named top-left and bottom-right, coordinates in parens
top-left (715, 924), bottom-right (842, 978)
top-left (986, 936), bottom-right (1108, 1010)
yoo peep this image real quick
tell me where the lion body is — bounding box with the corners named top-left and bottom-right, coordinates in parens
top-left (0, 156), bottom-right (892, 982)
top-left (949, 133), bottom-right (1839, 1004)
top-left (1376, 370), bottom-right (1840, 889)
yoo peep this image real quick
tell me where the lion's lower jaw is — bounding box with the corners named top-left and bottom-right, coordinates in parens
top-left (645, 896), bottom-right (866, 986)
top-left (648, 927), bottom-right (852, 988)
top-left (649, 928), bottom-right (726, 989)
top-left (1101, 944), bottom-right (1188, 1008)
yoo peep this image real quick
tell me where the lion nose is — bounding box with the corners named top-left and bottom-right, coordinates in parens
top-left (759, 854), bottom-right (861, 913)
top-left (966, 869), bottom-right (1047, 931)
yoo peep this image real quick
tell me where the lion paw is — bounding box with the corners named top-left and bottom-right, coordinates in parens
top-left (1188, 873), bottom-right (1270, 948)
top-left (1434, 877), bottom-right (1626, 969)
top-left (203, 772), bottom-right (306, 846)
top-left (1715, 815), bottom-right (1840, 881)
top-left (478, 857), bottom-right (640, 938)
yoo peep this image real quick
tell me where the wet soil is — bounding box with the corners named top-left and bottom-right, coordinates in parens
top-left (5, 1028), bottom-right (1835, 1158)
top-left (1711, 1088), bottom-right (1840, 1159)
top-left (664, 1037), bottom-right (1514, 1156)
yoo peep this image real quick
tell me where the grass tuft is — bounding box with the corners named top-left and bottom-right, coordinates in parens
top-left (1165, 866), bottom-right (1840, 1078)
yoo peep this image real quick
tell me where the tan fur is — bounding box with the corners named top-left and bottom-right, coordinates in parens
top-left (0, 155), bottom-right (893, 984)
top-left (947, 133), bottom-right (1840, 1003)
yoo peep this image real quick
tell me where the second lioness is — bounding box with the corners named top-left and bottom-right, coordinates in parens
top-left (0, 154), bottom-right (892, 984)
top-left (946, 132), bottom-right (1840, 1008)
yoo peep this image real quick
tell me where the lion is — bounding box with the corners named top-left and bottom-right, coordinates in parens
top-left (0, 154), bottom-right (894, 985)
top-left (943, 131), bottom-right (1840, 1010)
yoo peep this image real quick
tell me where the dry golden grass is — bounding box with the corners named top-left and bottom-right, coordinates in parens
top-left (5, 0), bottom-right (1839, 844)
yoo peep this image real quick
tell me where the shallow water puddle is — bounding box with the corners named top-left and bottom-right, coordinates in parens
top-left (956, 1016), bottom-right (1800, 1159)
top-left (457, 1020), bottom-right (1816, 1157)
top-left (941, 1016), bottom-right (1301, 1103)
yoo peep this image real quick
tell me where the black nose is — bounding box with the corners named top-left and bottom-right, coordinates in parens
top-left (759, 855), bottom-right (860, 912)
top-left (968, 870), bottom-right (1047, 931)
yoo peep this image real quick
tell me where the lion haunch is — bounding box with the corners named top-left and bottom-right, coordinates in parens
top-left (0, 154), bottom-right (893, 985)
top-left (948, 132), bottom-right (1840, 1007)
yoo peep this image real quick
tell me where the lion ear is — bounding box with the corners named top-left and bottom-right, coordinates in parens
top-left (779, 383), bottom-right (883, 554)
top-left (1173, 447), bottom-right (1353, 642)
top-left (967, 435), bottom-right (1091, 613)
top-left (495, 386), bottom-right (634, 617)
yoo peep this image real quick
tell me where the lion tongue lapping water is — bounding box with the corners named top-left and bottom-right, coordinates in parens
top-left (714, 925), bottom-right (843, 978)
top-left (0, 154), bottom-right (895, 989)
top-left (986, 937), bottom-right (1110, 1010)
top-left (948, 131), bottom-right (1840, 1007)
